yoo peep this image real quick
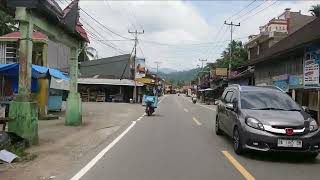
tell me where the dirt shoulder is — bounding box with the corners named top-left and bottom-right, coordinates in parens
top-left (1, 102), bottom-right (144, 180)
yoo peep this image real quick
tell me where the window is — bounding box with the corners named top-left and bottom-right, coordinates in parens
top-left (6, 42), bottom-right (17, 63)
top-left (224, 91), bottom-right (234, 103)
top-left (230, 91), bottom-right (238, 103)
top-left (240, 90), bottom-right (300, 110)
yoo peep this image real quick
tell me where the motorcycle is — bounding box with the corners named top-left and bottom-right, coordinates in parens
top-left (146, 101), bottom-right (155, 116)
top-left (144, 95), bottom-right (158, 116)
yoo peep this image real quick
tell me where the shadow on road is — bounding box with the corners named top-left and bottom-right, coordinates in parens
top-left (217, 134), bottom-right (320, 164)
top-left (243, 151), bottom-right (320, 164)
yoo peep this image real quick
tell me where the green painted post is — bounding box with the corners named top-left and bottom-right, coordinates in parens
top-left (66, 47), bottom-right (82, 126)
top-left (8, 7), bottom-right (38, 145)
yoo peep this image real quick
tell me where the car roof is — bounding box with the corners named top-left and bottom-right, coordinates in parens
top-left (227, 85), bottom-right (283, 92)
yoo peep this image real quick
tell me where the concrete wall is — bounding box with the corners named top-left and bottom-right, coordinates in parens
top-left (289, 13), bottom-right (316, 34)
top-left (254, 54), bottom-right (304, 85)
top-left (47, 40), bottom-right (70, 71)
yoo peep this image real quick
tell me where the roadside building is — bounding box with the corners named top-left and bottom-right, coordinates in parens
top-left (79, 54), bottom-right (145, 103)
top-left (245, 8), bottom-right (315, 61)
top-left (246, 17), bottom-right (320, 122)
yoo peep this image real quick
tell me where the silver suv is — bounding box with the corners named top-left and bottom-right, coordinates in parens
top-left (215, 85), bottom-right (320, 159)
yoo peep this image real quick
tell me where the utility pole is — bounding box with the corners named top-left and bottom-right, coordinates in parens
top-left (154, 61), bottom-right (162, 95)
top-left (128, 29), bottom-right (144, 103)
top-left (154, 61), bottom-right (162, 75)
top-left (199, 59), bottom-right (207, 69)
top-left (224, 21), bottom-right (240, 78)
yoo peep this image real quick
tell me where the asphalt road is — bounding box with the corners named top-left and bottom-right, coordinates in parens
top-left (69, 94), bottom-right (320, 180)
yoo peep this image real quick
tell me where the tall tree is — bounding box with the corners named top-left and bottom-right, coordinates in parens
top-left (310, 4), bottom-right (320, 17)
top-left (0, 10), bottom-right (17, 36)
top-left (79, 45), bottom-right (98, 62)
top-left (215, 40), bottom-right (248, 68)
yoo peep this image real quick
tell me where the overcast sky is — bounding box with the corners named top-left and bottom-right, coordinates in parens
top-left (60, 0), bottom-right (319, 71)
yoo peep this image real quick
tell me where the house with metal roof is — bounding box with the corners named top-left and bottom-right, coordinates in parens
top-left (78, 55), bottom-right (146, 103)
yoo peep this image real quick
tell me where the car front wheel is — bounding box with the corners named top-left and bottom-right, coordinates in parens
top-left (215, 115), bottom-right (223, 135)
top-left (233, 127), bottom-right (244, 155)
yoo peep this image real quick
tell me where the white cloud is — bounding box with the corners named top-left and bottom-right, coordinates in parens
top-left (75, 0), bottom-right (319, 71)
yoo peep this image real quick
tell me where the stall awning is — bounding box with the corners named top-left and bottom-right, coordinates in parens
top-left (78, 78), bottom-right (144, 87)
top-left (0, 63), bottom-right (69, 80)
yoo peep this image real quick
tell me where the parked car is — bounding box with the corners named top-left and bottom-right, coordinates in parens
top-left (215, 85), bottom-right (320, 158)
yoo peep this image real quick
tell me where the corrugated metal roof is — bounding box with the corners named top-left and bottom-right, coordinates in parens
top-left (78, 78), bottom-right (144, 87)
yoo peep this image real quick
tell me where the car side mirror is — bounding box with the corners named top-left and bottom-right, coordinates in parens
top-left (214, 99), bottom-right (219, 105)
top-left (226, 103), bottom-right (234, 110)
top-left (302, 106), bottom-right (310, 113)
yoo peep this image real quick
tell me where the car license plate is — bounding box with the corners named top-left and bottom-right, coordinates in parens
top-left (277, 139), bottom-right (302, 148)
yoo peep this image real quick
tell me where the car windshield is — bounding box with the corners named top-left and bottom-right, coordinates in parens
top-left (240, 90), bottom-right (300, 111)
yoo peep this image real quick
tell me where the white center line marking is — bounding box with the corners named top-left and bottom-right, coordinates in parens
top-left (192, 117), bottom-right (202, 126)
top-left (184, 108), bottom-right (189, 112)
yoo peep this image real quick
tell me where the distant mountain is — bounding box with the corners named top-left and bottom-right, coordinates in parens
top-left (148, 67), bottom-right (177, 74)
top-left (159, 68), bottom-right (201, 83)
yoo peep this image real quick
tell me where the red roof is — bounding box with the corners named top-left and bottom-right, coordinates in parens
top-left (62, 0), bottom-right (89, 42)
top-left (0, 31), bottom-right (48, 41)
top-left (76, 21), bottom-right (90, 43)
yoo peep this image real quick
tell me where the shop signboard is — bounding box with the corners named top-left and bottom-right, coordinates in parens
top-left (135, 58), bottom-right (146, 79)
top-left (215, 68), bottom-right (228, 76)
top-left (289, 75), bottom-right (303, 88)
top-left (304, 45), bottom-right (320, 87)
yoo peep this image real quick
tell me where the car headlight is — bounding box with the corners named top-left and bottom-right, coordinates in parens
top-left (309, 119), bottom-right (318, 132)
top-left (246, 118), bottom-right (264, 130)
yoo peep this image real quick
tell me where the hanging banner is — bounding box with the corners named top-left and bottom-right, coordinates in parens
top-left (304, 44), bottom-right (320, 87)
top-left (135, 58), bottom-right (146, 79)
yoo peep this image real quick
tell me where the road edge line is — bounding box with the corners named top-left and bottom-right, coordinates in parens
top-left (70, 121), bottom-right (137, 180)
top-left (221, 151), bottom-right (255, 180)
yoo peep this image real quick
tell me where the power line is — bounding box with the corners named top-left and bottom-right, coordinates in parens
top-left (80, 9), bottom-right (131, 40)
top-left (232, 0), bottom-right (268, 21)
top-left (86, 32), bottom-right (130, 54)
top-left (240, 0), bottom-right (279, 23)
top-left (227, 0), bottom-right (257, 21)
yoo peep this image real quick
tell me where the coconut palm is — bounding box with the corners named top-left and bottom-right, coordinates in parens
top-left (310, 5), bottom-right (320, 17)
top-left (79, 45), bottom-right (98, 62)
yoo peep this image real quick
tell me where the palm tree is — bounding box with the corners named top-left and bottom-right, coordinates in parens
top-left (85, 46), bottom-right (98, 60)
top-left (310, 5), bottom-right (320, 17)
top-left (79, 45), bottom-right (98, 62)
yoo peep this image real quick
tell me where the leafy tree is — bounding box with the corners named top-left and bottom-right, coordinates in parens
top-left (310, 4), bottom-right (320, 17)
top-left (0, 10), bottom-right (17, 36)
top-left (215, 40), bottom-right (248, 68)
top-left (193, 40), bottom-right (248, 81)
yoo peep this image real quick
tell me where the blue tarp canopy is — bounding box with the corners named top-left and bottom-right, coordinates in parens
top-left (0, 63), bottom-right (69, 80)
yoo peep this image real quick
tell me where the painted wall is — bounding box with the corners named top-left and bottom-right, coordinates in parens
top-left (47, 40), bottom-right (70, 71)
